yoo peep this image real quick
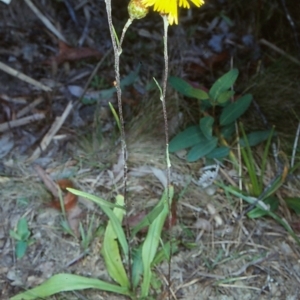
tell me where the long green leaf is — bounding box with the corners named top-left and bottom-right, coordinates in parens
top-left (247, 196), bottom-right (279, 218)
top-left (206, 146), bottom-right (230, 159)
top-left (131, 204), bottom-right (164, 237)
top-left (141, 186), bottom-right (174, 297)
top-left (187, 137), bottom-right (218, 162)
top-left (209, 69), bottom-right (239, 101)
top-left (11, 273), bottom-right (131, 300)
top-left (217, 90), bottom-right (235, 104)
top-left (239, 130), bottom-right (274, 147)
top-left (200, 116), bottom-right (214, 140)
top-left (220, 94), bottom-right (252, 126)
top-left (101, 196), bottom-right (128, 259)
top-left (101, 195), bottom-right (129, 288)
top-left (168, 76), bottom-right (209, 100)
top-left (67, 188), bottom-right (125, 210)
top-left (240, 124), bottom-right (260, 196)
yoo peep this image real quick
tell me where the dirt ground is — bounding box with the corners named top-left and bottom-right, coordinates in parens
top-left (1, 0), bottom-right (300, 299)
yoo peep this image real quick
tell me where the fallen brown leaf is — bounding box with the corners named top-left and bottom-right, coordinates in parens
top-left (44, 40), bottom-right (102, 65)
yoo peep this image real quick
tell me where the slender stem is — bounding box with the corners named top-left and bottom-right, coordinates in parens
top-left (161, 14), bottom-right (172, 297)
top-left (104, 0), bottom-right (131, 286)
top-left (119, 18), bottom-right (133, 52)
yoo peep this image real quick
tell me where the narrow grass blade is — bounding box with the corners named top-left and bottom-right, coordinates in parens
top-left (11, 273), bottom-right (131, 300)
top-left (219, 182), bottom-right (300, 245)
top-left (67, 188), bottom-right (125, 210)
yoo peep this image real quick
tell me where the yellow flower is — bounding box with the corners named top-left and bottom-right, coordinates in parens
top-left (142, 0), bottom-right (204, 25)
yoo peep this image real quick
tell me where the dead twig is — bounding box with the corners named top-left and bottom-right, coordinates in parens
top-left (33, 164), bottom-right (59, 197)
top-left (259, 39), bottom-right (300, 66)
top-left (27, 101), bottom-right (73, 162)
top-left (24, 0), bottom-right (68, 44)
top-left (0, 62), bottom-right (52, 92)
top-left (0, 113), bottom-right (45, 132)
top-left (16, 97), bottom-right (44, 118)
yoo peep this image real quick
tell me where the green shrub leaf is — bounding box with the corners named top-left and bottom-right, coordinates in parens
top-left (239, 130), bottom-right (275, 147)
top-left (199, 116), bottom-right (214, 140)
top-left (217, 90), bottom-right (235, 104)
top-left (221, 123), bottom-right (236, 139)
top-left (209, 69), bottom-right (239, 101)
top-left (220, 94), bottom-right (252, 126)
top-left (168, 77), bottom-right (209, 100)
top-left (206, 146), bottom-right (230, 159)
top-left (187, 137), bottom-right (218, 162)
top-left (16, 241), bottom-right (28, 259)
top-left (169, 126), bottom-right (207, 152)
top-left (17, 218), bottom-right (30, 240)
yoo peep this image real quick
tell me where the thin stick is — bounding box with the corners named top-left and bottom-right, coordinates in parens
top-left (0, 113), bottom-right (45, 132)
top-left (27, 101), bottom-right (73, 162)
top-left (0, 62), bottom-right (52, 92)
top-left (259, 39), bottom-right (300, 66)
top-left (16, 97), bottom-right (44, 118)
top-left (104, 0), bottom-right (131, 285)
top-left (161, 14), bottom-right (172, 298)
top-left (291, 122), bottom-right (300, 168)
top-left (24, 0), bottom-right (68, 44)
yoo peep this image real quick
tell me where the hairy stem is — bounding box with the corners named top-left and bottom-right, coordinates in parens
top-left (104, 0), bottom-right (131, 286)
top-left (161, 14), bottom-right (172, 297)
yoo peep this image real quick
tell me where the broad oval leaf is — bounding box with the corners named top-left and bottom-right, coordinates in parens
top-left (169, 126), bottom-right (206, 152)
top-left (220, 94), bottom-right (252, 126)
top-left (16, 241), bottom-right (28, 259)
top-left (217, 90), bottom-right (235, 104)
top-left (200, 116), bottom-right (214, 140)
top-left (187, 137), bottom-right (218, 162)
top-left (17, 218), bottom-right (30, 240)
top-left (206, 146), bottom-right (230, 159)
top-left (168, 77), bottom-right (209, 100)
top-left (209, 69), bottom-right (239, 101)
top-left (239, 130), bottom-right (275, 147)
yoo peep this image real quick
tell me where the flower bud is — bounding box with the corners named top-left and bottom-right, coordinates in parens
top-left (128, 0), bottom-right (149, 20)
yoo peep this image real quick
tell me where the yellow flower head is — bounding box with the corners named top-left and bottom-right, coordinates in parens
top-left (142, 0), bottom-right (204, 25)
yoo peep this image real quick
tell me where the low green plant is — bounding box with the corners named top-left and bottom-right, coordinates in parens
top-left (214, 127), bottom-right (300, 244)
top-left (11, 186), bottom-right (175, 300)
top-left (168, 69), bottom-right (273, 162)
top-left (9, 217), bottom-right (34, 259)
